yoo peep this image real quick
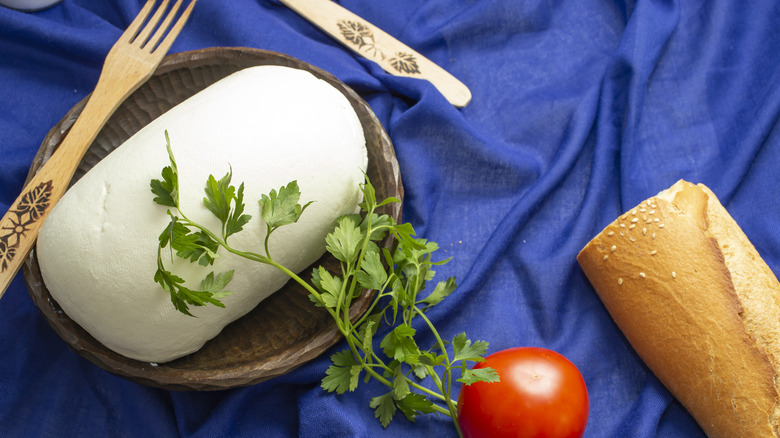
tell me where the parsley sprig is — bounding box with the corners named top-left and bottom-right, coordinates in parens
top-left (150, 132), bottom-right (498, 435)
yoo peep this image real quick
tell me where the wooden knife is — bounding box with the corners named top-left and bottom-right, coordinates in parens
top-left (277, 0), bottom-right (472, 108)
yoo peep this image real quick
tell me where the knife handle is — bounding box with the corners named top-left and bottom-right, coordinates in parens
top-left (278, 0), bottom-right (472, 107)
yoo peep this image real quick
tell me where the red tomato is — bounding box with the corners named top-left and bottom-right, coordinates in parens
top-left (457, 347), bottom-right (589, 438)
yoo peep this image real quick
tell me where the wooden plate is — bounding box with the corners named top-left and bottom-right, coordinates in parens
top-left (21, 47), bottom-right (402, 391)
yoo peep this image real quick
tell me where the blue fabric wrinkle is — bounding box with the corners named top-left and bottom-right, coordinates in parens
top-left (5, 0), bottom-right (780, 436)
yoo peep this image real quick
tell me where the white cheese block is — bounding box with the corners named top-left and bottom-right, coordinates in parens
top-left (37, 65), bottom-right (368, 363)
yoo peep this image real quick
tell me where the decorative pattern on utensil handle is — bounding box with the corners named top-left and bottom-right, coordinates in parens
top-left (277, 0), bottom-right (471, 107)
top-left (336, 20), bottom-right (421, 75)
top-left (0, 181), bottom-right (54, 272)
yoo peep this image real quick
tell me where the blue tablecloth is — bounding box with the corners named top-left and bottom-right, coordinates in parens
top-left (3, 0), bottom-right (780, 436)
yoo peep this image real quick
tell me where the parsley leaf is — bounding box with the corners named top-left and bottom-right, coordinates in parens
top-left (396, 393), bottom-right (437, 423)
top-left (452, 332), bottom-right (490, 363)
top-left (325, 216), bottom-right (363, 264)
top-left (355, 249), bottom-right (387, 290)
top-left (458, 367), bottom-right (500, 385)
top-left (160, 218), bottom-right (220, 267)
top-left (380, 325), bottom-right (421, 364)
top-left (201, 169), bottom-right (253, 241)
top-left (203, 170), bottom-right (235, 224)
top-left (311, 266), bottom-right (342, 308)
top-left (225, 182), bottom-right (251, 238)
top-left (150, 165), bottom-right (177, 207)
top-left (392, 365), bottom-right (411, 400)
top-left (359, 318), bottom-right (377, 357)
top-left (369, 391), bottom-right (397, 428)
top-left (177, 230), bottom-right (220, 266)
top-left (322, 350), bottom-right (362, 394)
top-left (150, 131), bottom-right (180, 208)
top-left (260, 180), bottom-right (313, 230)
top-left (200, 270), bottom-right (234, 299)
top-left (419, 277), bottom-right (457, 308)
top-left (153, 266), bottom-right (228, 317)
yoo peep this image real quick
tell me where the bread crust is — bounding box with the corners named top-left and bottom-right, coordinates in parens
top-left (578, 180), bottom-right (780, 437)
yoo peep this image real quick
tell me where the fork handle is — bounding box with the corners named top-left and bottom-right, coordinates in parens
top-left (0, 78), bottom-right (131, 298)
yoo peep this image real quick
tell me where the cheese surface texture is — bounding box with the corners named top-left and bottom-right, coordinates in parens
top-left (37, 66), bottom-right (368, 362)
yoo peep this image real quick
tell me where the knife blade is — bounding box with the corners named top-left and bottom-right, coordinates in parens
top-left (277, 0), bottom-right (472, 108)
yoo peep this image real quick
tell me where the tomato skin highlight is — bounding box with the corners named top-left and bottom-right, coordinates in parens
top-left (457, 347), bottom-right (589, 438)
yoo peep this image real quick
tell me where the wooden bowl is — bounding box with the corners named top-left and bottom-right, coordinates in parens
top-left (21, 47), bottom-right (402, 391)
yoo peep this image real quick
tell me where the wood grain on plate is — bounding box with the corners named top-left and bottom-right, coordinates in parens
top-left (21, 47), bottom-right (403, 391)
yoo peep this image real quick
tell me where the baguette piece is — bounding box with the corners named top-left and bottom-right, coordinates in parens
top-left (577, 180), bottom-right (780, 438)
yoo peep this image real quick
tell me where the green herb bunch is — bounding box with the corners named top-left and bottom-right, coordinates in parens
top-left (150, 132), bottom-right (498, 436)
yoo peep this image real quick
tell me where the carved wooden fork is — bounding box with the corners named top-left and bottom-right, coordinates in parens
top-left (0, 0), bottom-right (197, 298)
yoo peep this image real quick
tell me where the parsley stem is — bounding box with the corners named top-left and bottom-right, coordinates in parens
top-left (349, 274), bottom-right (396, 330)
top-left (414, 305), bottom-right (462, 436)
top-left (263, 226), bottom-right (272, 259)
top-left (344, 339), bottom-right (452, 419)
top-left (424, 364), bottom-right (447, 400)
top-left (336, 262), bottom-right (353, 328)
top-left (219, 243), bottom-right (342, 326)
top-left (409, 379), bottom-right (450, 404)
top-left (267, 257), bottom-right (342, 325)
top-left (430, 403), bottom-right (453, 417)
top-left (343, 330), bottom-right (392, 385)
top-left (342, 323), bottom-right (451, 406)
